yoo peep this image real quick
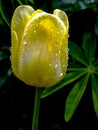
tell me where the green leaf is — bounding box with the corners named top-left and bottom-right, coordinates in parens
top-left (95, 20), bottom-right (98, 35)
top-left (82, 32), bottom-right (96, 65)
top-left (92, 74), bottom-right (98, 117)
top-left (82, 32), bottom-right (90, 58)
top-left (0, 69), bottom-right (12, 87)
top-left (0, 54), bottom-right (8, 61)
top-left (17, 0), bottom-right (23, 5)
top-left (41, 70), bottom-right (87, 98)
top-left (0, 76), bottom-right (7, 87)
top-left (69, 41), bottom-right (87, 66)
top-left (95, 67), bottom-right (98, 71)
top-left (0, 0), bottom-right (11, 26)
top-left (96, 72), bottom-right (98, 75)
top-left (64, 74), bottom-right (90, 122)
top-left (29, 0), bottom-right (34, 4)
top-left (68, 61), bottom-right (86, 71)
top-left (17, 0), bottom-right (28, 5)
top-left (0, 46), bottom-right (10, 61)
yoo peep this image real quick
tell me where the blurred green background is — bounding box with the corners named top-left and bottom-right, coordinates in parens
top-left (0, 0), bottom-right (98, 130)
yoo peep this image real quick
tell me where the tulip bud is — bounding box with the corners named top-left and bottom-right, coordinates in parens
top-left (10, 5), bottom-right (69, 87)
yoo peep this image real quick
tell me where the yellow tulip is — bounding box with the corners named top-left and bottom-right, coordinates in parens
top-left (10, 5), bottom-right (69, 87)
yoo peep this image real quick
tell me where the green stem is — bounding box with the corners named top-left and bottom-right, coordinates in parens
top-left (32, 87), bottom-right (41, 130)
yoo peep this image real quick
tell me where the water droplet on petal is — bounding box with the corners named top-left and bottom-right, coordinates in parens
top-left (63, 64), bottom-right (66, 67)
top-left (34, 30), bottom-right (36, 33)
top-left (24, 39), bottom-right (28, 45)
top-left (66, 63), bottom-right (68, 67)
top-left (10, 56), bottom-right (12, 61)
top-left (36, 23), bottom-right (39, 26)
top-left (51, 29), bottom-right (53, 32)
top-left (59, 72), bottom-right (63, 77)
top-left (49, 63), bottom-right (52, 66)
top-left (55, 63), bottom-right (58, 68)
top-left (61, 30), bottom-right (63, 33)
top-left (66, 56), bottom-right (69, 61)
top-left (56, 50), bottom-right (60, 56)
top-left (65, 48), bottom-right (69, 54)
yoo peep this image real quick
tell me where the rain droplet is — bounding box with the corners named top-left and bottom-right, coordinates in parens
top-left (65, 48), bottom-right (69, 53)
top-left (10, 56), bottom-right (12, 61)
top-left (24, 32), bottom-right (26, 36)
top-left (66, 56), bottom-right (69, 61)
top-left (34, 30), bottom-right (36, 33)
top-left (49, 63), bottom-right (52, 66)
top-left (63, 64), bottom-right (66, 67)
top-left (51, 29), bottom-right (53, 32)
top-left (66, 63), bottom-right (68, 67)
top-left (9, 47), bottom-right (12, 51)
top-left (59, 72), bottom-right (63, 77)
top-left (55, 63), bottom-right (58, 68)
top-left (24, 39), bottom-right (28, 45)
top-left (61, 30), bottom-right (63, 33)
top-left (56, 50), bottom-right (60, 56)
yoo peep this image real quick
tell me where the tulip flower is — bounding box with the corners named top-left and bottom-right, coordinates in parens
top-left (11, 5), bottom-right (69, 87)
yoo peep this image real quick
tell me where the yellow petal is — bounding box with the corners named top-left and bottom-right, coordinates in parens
top-left (11, 5), bottom-right (34, 77)
top-left (53, 9), bottom-right (69, 33)
top-left (18, 11), bottom-right (68, 87)
top-left (11, 5), bottom-right (34, 44)
top-left (11, 31), bottom-right (19, 77)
